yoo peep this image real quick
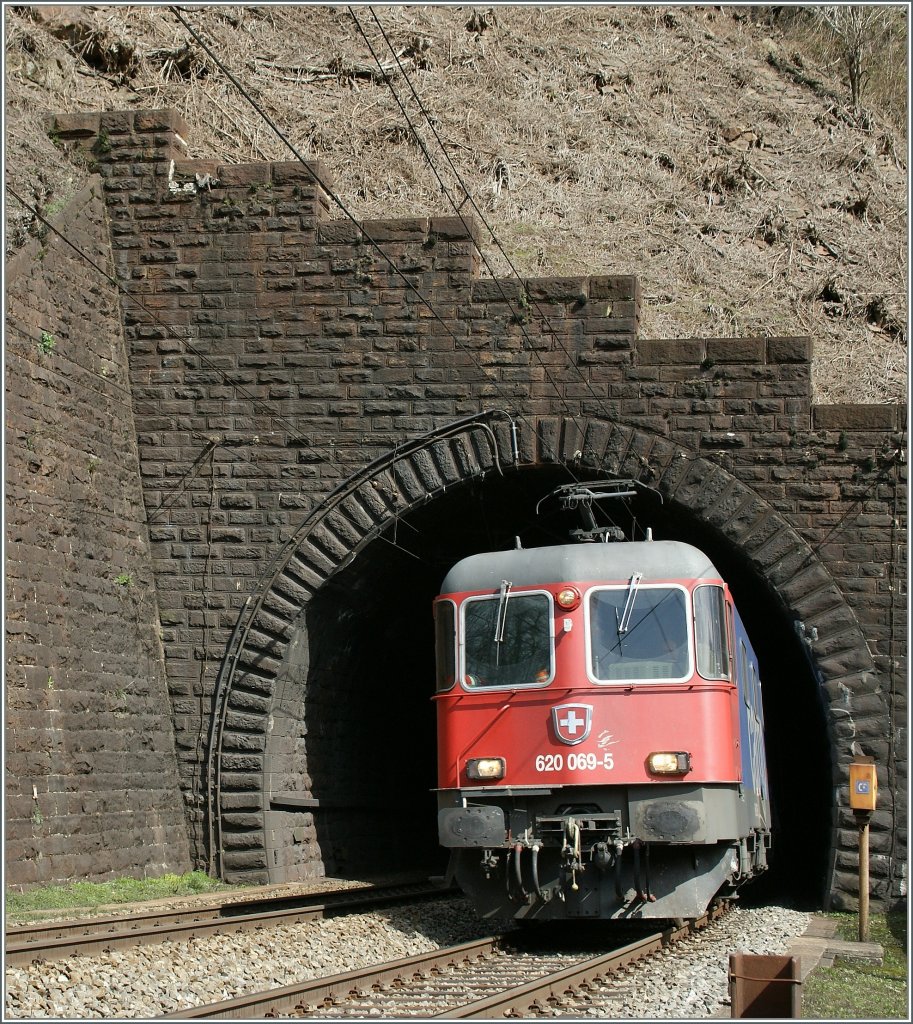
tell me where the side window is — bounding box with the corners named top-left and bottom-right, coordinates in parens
top-left (694, 585), bottom-right (730, 680)
top-left (739, 640), bottom-right (749, 705)
top-left (434, 600), bottom-right (456, 692)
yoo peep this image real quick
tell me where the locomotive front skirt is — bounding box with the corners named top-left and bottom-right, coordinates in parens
top-left (433, 540), bottom-right (771, 921)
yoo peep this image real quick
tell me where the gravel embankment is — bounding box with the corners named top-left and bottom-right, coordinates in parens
top-left (5, 899), bottom-right (809, 1019)
top-left (597, 904), bottom-right (810, 1018)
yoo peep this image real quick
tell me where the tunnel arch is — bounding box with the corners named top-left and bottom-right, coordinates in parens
top-left (207, 412), bottom-right (885, 906)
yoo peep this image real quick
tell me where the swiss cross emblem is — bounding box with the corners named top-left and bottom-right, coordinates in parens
top-left (551, 703), bottom-right (593, 746)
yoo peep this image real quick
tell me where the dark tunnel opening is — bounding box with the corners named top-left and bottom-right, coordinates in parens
top-left (300, 467), bottom-right (831, 907)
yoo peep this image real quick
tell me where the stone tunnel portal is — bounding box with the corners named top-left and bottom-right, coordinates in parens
top-left (262, 466), bottom-right (831, 906)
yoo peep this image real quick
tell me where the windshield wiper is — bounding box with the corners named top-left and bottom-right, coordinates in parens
top-left (494, 580), bottom-right (513, 643)
top-left (617, 572), bottom-right (643, 635)
top-left (493, 580), bottom-right (513, 668)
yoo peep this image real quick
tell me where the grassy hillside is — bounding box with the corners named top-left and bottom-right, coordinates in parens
top-left (4, 4), bottom-right (907, 403)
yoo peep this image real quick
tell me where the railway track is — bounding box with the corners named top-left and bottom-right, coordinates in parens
top-left (158, 903), bottom-right (728, 1019)
top-left (5, 880), bottom-right (447, 966)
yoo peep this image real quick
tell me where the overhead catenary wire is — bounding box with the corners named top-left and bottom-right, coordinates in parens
top-left (348, 4), bottom-right (676, 536)
top-left (356, 5), bottom-right (620, 432)
top-left (354, 8), bottom-right (895, 549)
top-left (354, 3), bottom-right (702, 537)
top-left (800, 445), bottom-right (905, 568)
top-left (170, 5), bottom-right (763, 540)
top-left (5, 306), bottom-right (257, 524)
top-left (346, 5), bottom-right (769, 539)
top-left (167, 4), bottom-right (590, 492)
top-left (12, 11), bottom-right (891, 553)
top-left (349, 6), bottom-right (590, 434)
top-left (14, 112), bottom-right (888, 559)
top-left (354, 4), bottom-right (896, 508)
top-left (195, 443), bottom-right (219, 760)
top-left (3, 197), bottom-right (301, 525)
top-left (4, 186), bottom-right (504, 532)
top-left (4, 192), bottom-right (535, 583)
top-left (6, 317), bottom-right (139, 407)
top-left (5, 314), bottom-right (230, 527)
top-left (167, 5), bottom-right (661, 551)
top-left (4, 186), bottom-right (345, 468)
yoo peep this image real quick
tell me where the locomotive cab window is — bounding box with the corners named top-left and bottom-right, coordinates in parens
top-left (434, 600), bottom-right (457, 692)
top-left (694, 585), bottom-right (731, 681)
top-left (588, 585), bottom-right (690, 682)
top-left (462, 591), bottom-right (553, 688)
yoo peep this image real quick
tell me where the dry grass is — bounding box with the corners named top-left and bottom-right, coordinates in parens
top-left (4, 4), bottom-right (907, 404)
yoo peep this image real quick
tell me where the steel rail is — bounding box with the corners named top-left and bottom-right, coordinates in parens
top-left (438, 932), bottom-right (666, 1018)
top-left (156, 935), bottom-right (503, 1019)
top-left (6, 882), bottom-right (448, 966)
top-left (156, 903), bottom-right (729, 1019)
top-left (439, 909), bottom-right (723, 1019)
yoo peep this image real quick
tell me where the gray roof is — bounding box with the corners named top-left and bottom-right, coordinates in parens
top-left (440, 540), bottom-right (723, 594)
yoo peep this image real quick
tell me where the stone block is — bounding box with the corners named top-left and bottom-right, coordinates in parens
top-left (767, 336), bottom-right (812, 363)
top-left (525, 277), bottom-right (588, 303)
top-left (220, 791), bottom-right (264, 811)
top-left (172, 159), bottom-right (219, 180)
top-left (588, 275), bottom-right (640, 301)
top-left (317, 220), bottom-right (364, 243)
top-left (271, 160), bottom-right (332, 187)
top-left (471, 279), bottom-right (524, 302)
top-left (812, 405), bottom-right (902, 431)
top-left (217, 162), bottom-right (272, 187)
top-left (361, 218), bottom-right (430, 242)
top-left (51, 112), bottom-right (101, 139)
top-left (706, 337), bottom-right (766, 363)
top-left (430, 215), bottom-right (482, 243)
top-left (637, 338), bottom-right (706, 364)
top-left (222, 848), bottom-right (268, 872)
top-left (98, 111), bottom-right (136, 134)
top-left (221, 812), bottom-right (264, 830)
top-left (134, 109), bottom-right (190, 136)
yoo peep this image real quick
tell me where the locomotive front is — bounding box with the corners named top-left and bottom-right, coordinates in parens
top-left (433, 538), bottom-right (770, 921)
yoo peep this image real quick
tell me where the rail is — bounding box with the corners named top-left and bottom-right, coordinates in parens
top-left (5, 880), bottom-right (447, 966)
top-left (157, 902), bottom-right (729, 1019)
top-left (157, 936), bottom-right (503, 1019)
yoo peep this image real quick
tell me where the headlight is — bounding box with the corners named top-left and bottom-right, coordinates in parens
top-left (466, 757), bottom-right (506, 781)
top-left (647, 751), bottom-right (692, 774)
top-left (556, 587), bottom-right (581, 610)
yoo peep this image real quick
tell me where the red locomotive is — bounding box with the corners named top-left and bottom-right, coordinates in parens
top-left (433, 481), bottom-right (770, 921)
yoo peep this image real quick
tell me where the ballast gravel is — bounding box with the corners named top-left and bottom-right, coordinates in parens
top-left (5, 899), bottom-right (810, 1019)
top-left (588, 904), bottom-right (811, 1018)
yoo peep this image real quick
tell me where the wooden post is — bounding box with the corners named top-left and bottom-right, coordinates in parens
top-left (848, 758), bottom-right (877, 944)
top-left (856, 809), bottom-right (871, 943)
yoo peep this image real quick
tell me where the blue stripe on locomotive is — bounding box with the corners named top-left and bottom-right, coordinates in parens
top-left (733, 606), bottom-right (769, 824)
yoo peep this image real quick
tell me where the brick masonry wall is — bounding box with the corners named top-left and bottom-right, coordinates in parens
top-left (5, 176), bottom-right (192, 885)
top-left (40, 108), bottom-right (906, 907)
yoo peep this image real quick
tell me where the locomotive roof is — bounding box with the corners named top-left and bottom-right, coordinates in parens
top-left (440, 540), bottom-right (723, 593)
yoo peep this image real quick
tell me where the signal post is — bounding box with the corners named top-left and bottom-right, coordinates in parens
top-left (848, 758), bottom-right (878, 942)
